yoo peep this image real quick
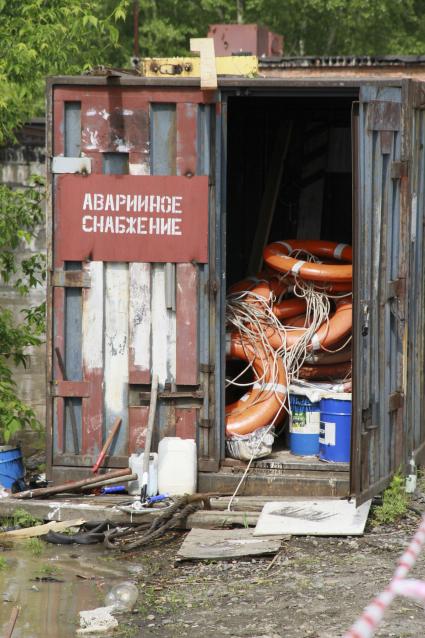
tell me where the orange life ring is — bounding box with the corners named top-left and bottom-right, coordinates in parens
top-left (263, 240), bottom-right (352, 282)
top-left (265, 298), bottom-right (352, 351)
top-left (225, 334), bottom-right (287, 437)
top-left (229, 273), bottom-right (287, 300)
top-left (272, 297), bottom-right (307, 320)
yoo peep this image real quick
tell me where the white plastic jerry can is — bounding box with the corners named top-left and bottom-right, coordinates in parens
top-left (158, 437), bottom-right (197, 495)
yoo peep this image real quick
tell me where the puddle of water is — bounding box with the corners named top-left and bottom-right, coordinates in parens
top-left (0, 543), bottom-right (133, 637)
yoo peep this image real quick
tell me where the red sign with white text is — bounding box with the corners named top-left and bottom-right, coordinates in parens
top-left (55, 174), bottom-right (209, 263)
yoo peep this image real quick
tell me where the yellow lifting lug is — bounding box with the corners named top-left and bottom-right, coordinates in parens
top-left (140, 51), bottom-right (258, 86)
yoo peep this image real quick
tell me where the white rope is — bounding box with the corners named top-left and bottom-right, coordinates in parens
top-left (225, 246), bottom-right (352, 509)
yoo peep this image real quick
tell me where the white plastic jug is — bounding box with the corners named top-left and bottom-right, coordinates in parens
top-left (158, 437), bottom-right (197, 495)
top-left (127, 452), bottom-right (158, 496)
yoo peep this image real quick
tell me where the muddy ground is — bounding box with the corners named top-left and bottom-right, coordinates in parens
top-left (1, 506), bottom-right (425, 637)
top-left (113, 508), bottom-right (425, 638)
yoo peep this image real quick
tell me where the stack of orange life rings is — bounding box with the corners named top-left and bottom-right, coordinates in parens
top-left (225, 239), bottom-right (352, 438)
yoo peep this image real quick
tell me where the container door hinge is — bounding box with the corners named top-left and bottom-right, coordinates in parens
top-left (391, 160), bottom-right (409, 179)
top-left (199, 363), bottom-right (215, 374)
top-left (389, 391), bottom-right (404, 412)
top-left (199, 418), bottom-right (213, 429)
top-left (362, 407), bottom-right (378, 432)
top-left (205, 278), bottom-right (219, 297)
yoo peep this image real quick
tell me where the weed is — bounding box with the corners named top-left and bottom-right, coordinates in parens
top-left (36, 563), bottom-right (60, 576)
top-left (11, 508), bottom-right (41, 528)
top-left (372, 473), bottom-right (409, 526)
top-left (114, 625), bottom-right (138, 638)
top-left (24, 538), bottom-right (44, 556)
top-left (0, 556), bottom-right (8, 570)
top-left (242, 513), bottom-right (249, 529)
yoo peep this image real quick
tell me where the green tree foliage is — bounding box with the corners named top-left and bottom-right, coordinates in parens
top-left (0, 1), bottom-right (129, 441)
top-left (111, 0), bottom-right (425, 64)
top-left (0, 0), bottom-right (129, 143)
top-left (0, 178), bottom-right (46, 442)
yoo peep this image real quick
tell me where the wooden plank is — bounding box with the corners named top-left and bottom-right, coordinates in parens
top-left (190, 38), bottom-right (217, 90)
top-left (0, 519), bottom-right (85, 542)
top-left (104, 263), bottom-right (129, 456)
top-left (128, 263), bottom-right (151, 384)
top-left (177, 527), bottom-right (284, 561)
top-left (82, 261), bottom-right (104, 456)
top-left (175, 408), bottom-right (197, 439)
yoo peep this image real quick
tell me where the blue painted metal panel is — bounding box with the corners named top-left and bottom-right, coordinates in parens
top-left (103, 153), bottom-right (129, 174)
top-left (408, 105), bottom-right (425, 457)
top-left (64, 102), bottom-right (81, 157)
top-left (354, 85), bottom-right (405, 503)
top-left (150, 104), bottom-right (176, 176)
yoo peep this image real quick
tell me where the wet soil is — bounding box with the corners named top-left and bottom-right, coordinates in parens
top-left (116, 513), bottom-right (425, 638)
top-left (0, 543), bottom-right (136, 637)
top-left (1, 512), bottom-right (425, 637)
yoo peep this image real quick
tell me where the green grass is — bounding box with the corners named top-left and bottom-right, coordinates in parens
top-left (372, 473), bottom-right (409, 526)
top-left (0, 556), bottom-right (8, 570)
top-left (36, 563), bottom-right (60, 576)
top-left (24, 538), bottom-right (44, 556)
top-left (1, 508), bottom-right (42, 530)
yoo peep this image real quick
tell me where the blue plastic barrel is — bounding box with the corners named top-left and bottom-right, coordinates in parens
top-left (289, 394), bottom-right (320, 456)
top-left (319, 398), bottom-right (351, 462)
top-left (0, 446), bottom-right (24, 488)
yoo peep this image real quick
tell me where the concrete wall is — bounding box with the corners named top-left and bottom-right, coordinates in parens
top-left (0, 121), bottom-right (46, 455)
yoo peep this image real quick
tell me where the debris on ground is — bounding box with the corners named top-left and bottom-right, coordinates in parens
top-left (77, 605), bottom-right (118, 634)
top-left (177, 527), bottom-right (288, 561)
top-left (104, 581), bottom-right (139, 611)
top-left (0, 518), bottom-right (85, 542)
top-left (254, 499), bottom-right (372, 536)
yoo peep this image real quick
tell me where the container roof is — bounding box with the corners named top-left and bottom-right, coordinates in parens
top-left (259, 55), bottom-right (425, 69)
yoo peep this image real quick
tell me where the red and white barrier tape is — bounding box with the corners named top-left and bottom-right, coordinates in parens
top-left (344, 515), bottom-right (425, 638)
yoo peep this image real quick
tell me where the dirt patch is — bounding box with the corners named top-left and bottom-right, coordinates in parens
top-left (115, 513), bottom-right (425, 638)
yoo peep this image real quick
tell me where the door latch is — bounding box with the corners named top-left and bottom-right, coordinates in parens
top-left (361, 302), bottom-right (369, 337)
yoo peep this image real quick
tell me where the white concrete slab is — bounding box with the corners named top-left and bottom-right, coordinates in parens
top-left (254, 499), bottom-right (372, 537)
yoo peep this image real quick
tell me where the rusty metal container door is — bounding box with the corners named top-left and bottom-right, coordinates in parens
top-left (47, 84), bottom-right (218, 480)
top-left (352, 84), bottom-right (409, 504)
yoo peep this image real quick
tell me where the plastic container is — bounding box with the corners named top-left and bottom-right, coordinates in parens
top-left (0, 446), bottom-right (24, 489)
top-left (158, 437), bottom-right (197, 495)
top-left (127, 452), bottom-right (158, 496)
top-left (319, 397), bottom-right (352, 462)
top-left (289, 394), bottom-right (320, 456)
top-left (104, 581), bottom-right (139, 611)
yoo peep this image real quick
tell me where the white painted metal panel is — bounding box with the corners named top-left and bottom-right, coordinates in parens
top-left (129, 262), bottom-right (151, 376)
top-left (104, 262), bottom-right (129, 453)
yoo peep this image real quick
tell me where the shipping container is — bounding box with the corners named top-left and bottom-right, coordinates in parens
top-left (46, 60), bottom-right (425, 505)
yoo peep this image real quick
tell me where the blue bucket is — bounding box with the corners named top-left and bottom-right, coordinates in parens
top-left (0, 446), bottom-right (24, 488)
top-left (319, 398), bottom-right (351, 462)
top-left (289, 394), bottom-right (320, 456)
